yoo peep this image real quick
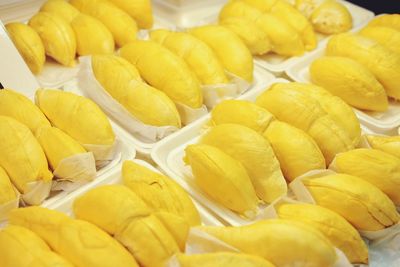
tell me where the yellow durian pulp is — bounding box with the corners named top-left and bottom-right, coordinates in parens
top-left (28, 12), bottom-right (76, 66)
top-left (276, 203), bottom-right (368, 263)
top-left (367, 14), bottom-right (400, 31)
top-left (360, 26), bottom-right (400, 55)
top-left (304, 173), bottom-right (400, 231)
top-left (310, 56), bottom-right (388, 112)
top-left (5, 22), bottom-right (45, 74)
top-left (184, 144), bottom-right (259, 217)
top-left (200, 123), bottom-right (287, 203)
top-left (35, 89), bottom-right (115, 146)
top-left (310, 0), bottom-right (352, 34)
top-left (91, 55), bottom-right (181, 127)
top-left (367, 135), bottom-right (400, 159)
top-left (40, 0), bottom-right (79, 23)
top-left (120, 40), bottom-right (203, 109)
top-left (326, 33), bottom-right (400, 100)
top-left (108, 0), bottom-right (153, 29)
top-left (0, 166), bottom-right (17, 205)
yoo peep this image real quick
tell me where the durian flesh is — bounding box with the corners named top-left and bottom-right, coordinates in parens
top-left (367, 135), bottom-right (400, 159)
top-left (304, 173), bottom-right (400, 231)
top-left (367, 14), bottom-right (400, 32)
top-left (0, 166), bottom-right (17, 205)
top-left (40, 0), bottom-right (79, 23)
top-left (200, 123), bottom-right (287, 203)
top-left (360, 26), bottom-right (400, 55)
top-left (310, 56), bottom-right (388, 112)
top-left (5, 22), bottom-right (45, 74)
top-left (108, 0), bottom-right (153, 29)
top-left (310, 0), bottom-right (352, 34)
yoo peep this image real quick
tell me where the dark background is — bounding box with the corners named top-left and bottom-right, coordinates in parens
top-left (348, 1), bottom-right (400, 14)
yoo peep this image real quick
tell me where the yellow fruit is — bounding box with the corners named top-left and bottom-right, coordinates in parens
top-left (91, 55), bottom-right (181, 127)
top-left (70, 0), bottom-right (137, 47)
top-left (120, 40), bottom-right (202, 108)
top-left (189, 25), bottom-right (254, 82)
top-left (184, 144), bottom-right (258, 217)
top-left (154, 211), bottom-right (189, 251)
top-left (256, 84), bottom-right (354, 163)
top-left (0, 89), bottom-right (50, 134)
top-left (278, 82), bottom-right (361, 146)
top-left (5, 22), bottom-right (45, 74)
top-left (175, 252), bottom-right (276, 267)
top-left (219, 1), bottom-right (305, 56)
top-left (73, 185), bottom-right (179, 267)
top-left (360, 26), bottom-right (400, 54)
top-left (210, 100), bottom-right (275, 133)
top-left (9, 207), bottom-right (139, 267)
top-left (367, 135), bottom-right (400, 159)
top-left (367, 14), bottom-right (400, 31)
top-left (264, 121), bottom-right (326, 181)
top-left (304, 174), bottom-right (400, 231)
top-left (199, 219), bottom-right (337, 267)
top-left (35, 89), bottom-right (115, 146)
top-left (276, 203), bottom-right (368, 263)
top-left (200, 124), bottom-right (287, 203)
top-left (29, 12), bottom-right (76, 67)
top-left (310, 56), bottom-right (388, 112)
top-left (108, 0), bottom-right (153, 29)
top-left (0, 225), bottom-right (74, 267)
top-left (0, 116), bottom-right (52, 195)
top-left (310, 0), bottom-right (352, 34)
top-left (332, 148), bottom-right (400, 206)
top-left (35, 126), bottom-right (87, 171)
top-left (0, 166), bottom-right (17, 205)
top-left (295, 0), bottom-right (323, 18)
top-left (40, 0), bottom-right (79, 23)
top-left (122, 160), bottom-right (201, 226)
top-left (326, 33), bottom-right (400, 100)
top-left (71, 14), bottom-right (115, 56)
top-left (150, 29), bottom-right (228, 85)
top-left (220, 17), bottom-right (272, 55)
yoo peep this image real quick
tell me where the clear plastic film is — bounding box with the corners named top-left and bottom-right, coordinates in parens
top-left (77, 56), bottom-right (180, 141)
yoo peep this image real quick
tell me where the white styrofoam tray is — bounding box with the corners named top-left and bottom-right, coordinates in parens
top-left (286, 45), bottom-right (400, 135)
top-left (47, 158), bottom-right (223, 226)
top-left (151, 78), bottom-right (290, 226)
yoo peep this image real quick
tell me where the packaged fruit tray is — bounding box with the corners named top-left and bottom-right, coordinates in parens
top-left (286, 43), bottom-right (400, 135)
top-left (45, 158), bottom-right (223, 226)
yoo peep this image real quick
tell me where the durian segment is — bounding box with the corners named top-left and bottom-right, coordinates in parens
top-left (122, 161), bottom-right (201, 226)
top-left (326, 33), bottom-right (400, 100)
top-left (256, 84), bottom-right (354, 163)
top-left (333, 148), bottom-right (400, 206)
top-left (295, 0), bottom-right (324, 18)
top-left (29, 12), bottom-right (76, 67)
top-left (73, 185), bottom-right (179, 267)
top-left (360, 26), bottom-right (400, 54)
top-left (276, 203), bottom-right (368, 264)
top-left (304, 174), bottom-right (400, 231)
top-left (150, 29), bottom-right (228, 85)
top-left (264, 120), bottom-right (326, 181)
top-left (200, 124), bottom-right (287, 203)
top-left (199, 219), bottom-right (337, 267)
top-left (0, 116), bottom-right (52, 194)
top-left (5, 22), bottom-right (45, 74)
top-left (310, 56), bottom-right (388, 112)
top-left (310, 0), bottom-right (352, 34)
top-left (35, 126), bottom-right (87, 171)
top-left (367, 14), bottom-right (400, 31)
top-left (0, 89), bottom-right (50, 134)
top-left (9, 207), bottom-right (139, 267)
top-left (189, 25), bottom-right (254, 82)
top-left (211, 100), bottom-right (275, 133)
top-left (154, 211), bottom-right (189, 251)
top-left (184, 144), bottom-right (259, 216)
top-left (92, 55), bottom-right (181, 127)
top-left (108, 0), bottom-right (153, 29)
top-left (70, 0), bottom-right (137, 47)
top-left (0, 166), bottom-right (17, 205)
top-left (120, 40), bottom-right (202, 108)
top-left (40, 0), bottom-right (79, 22)
top-left (220, 17), bottom-right (272, 55)
top-left (277, 82), bottom-right (361, 146)
top-left (35, 89), bottom-right (115, 146)
top-left (367, 135), bottom-right (400, 159)
top-left (219, 1), bottom-right (305, 56)
top-left (71, 14), bottom-right (115, 55)
top-left (175, 252), bottom-right (276, 267)
top-left (0, 225), bottom-right (74, 267)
